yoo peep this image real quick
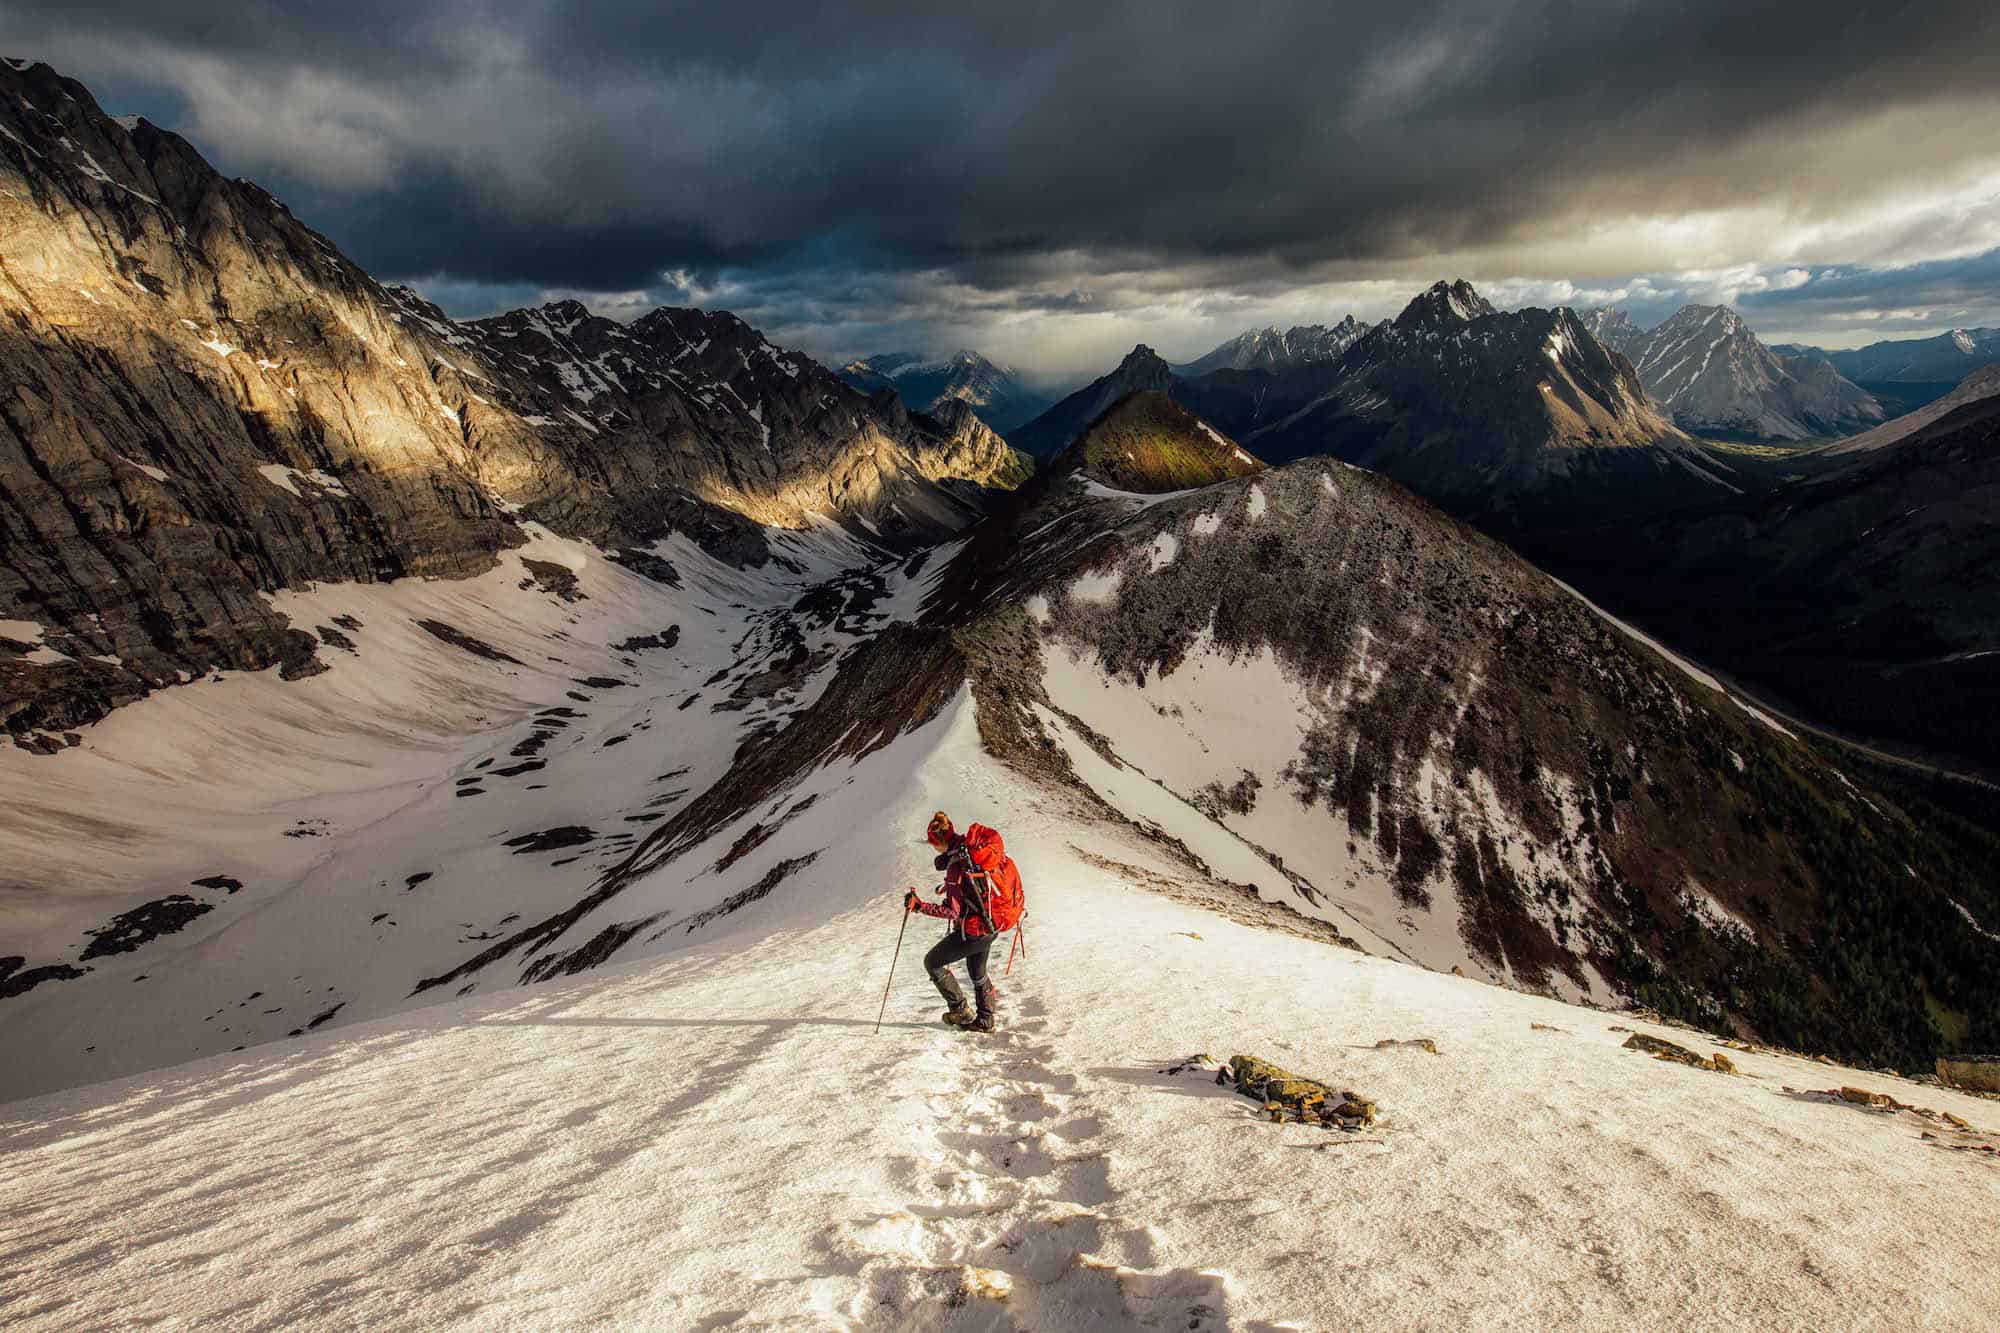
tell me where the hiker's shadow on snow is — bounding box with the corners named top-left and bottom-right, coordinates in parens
top-left (475, 1015), bottom-right (934, 1033)
top-left (1090, 1061), bottom-right (1261, 1114)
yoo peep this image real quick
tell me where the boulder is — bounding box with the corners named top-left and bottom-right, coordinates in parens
top-left (1622, 1033), bottom-right (1734, 1072)
top-left (1225, 1054), bottom-right (1377, 1127)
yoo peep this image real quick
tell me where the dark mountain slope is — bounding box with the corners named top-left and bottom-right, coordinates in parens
top-left (1576, 389), bottom-right (2000, 775)
top-left (1231, 284), bottom-right (1725, 522)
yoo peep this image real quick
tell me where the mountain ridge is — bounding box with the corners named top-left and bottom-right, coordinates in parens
top-left (0, 59), bottom-right (1024, 744)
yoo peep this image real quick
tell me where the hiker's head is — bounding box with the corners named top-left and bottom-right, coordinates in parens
top-left (926, 811), bottom-right (954, 850)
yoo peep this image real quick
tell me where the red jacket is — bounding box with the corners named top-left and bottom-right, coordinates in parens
top-left (911, 837), bottom-right (993, 938)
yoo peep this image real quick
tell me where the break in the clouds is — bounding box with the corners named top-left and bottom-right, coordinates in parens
top-left (9, 0), bottom-right (2000, 378)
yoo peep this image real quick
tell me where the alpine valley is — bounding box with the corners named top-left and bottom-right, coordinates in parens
top-left (3, 53), bottom-right (1998, 1333)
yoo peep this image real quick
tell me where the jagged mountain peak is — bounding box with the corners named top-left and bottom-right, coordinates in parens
top-left (1396, 279), bottom-right (1497, 328)
top-left (1009, 344), bottom-right (1179, 459)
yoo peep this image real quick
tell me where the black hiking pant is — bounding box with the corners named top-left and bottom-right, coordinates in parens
top-left (924, 931), bottom-right (997, 1016)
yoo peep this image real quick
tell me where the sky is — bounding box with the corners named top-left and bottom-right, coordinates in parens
top-left (8, 0), bottom-right (2000, 387)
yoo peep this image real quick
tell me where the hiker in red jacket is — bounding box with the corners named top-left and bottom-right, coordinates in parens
top-left (905, 810), bottom-right (1020, 1033)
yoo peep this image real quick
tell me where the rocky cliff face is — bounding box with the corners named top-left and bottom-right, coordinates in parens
top-left (1584, 304), bottom-right (1882, 440)
top-left (0, 60), bottom-right (1021, 744)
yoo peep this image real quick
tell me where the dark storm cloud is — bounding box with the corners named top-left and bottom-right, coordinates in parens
top-left (6, 1), bottom-right (2000, 365)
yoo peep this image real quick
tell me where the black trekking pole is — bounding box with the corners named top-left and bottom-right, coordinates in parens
top-left (875, 902), bottom-right (912, 1035)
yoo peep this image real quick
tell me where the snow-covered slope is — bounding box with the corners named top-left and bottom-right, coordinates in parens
top-left (0, 518), bottom-right (932, 1099)
top-left (4, 693), bottom-right (1997, 1330)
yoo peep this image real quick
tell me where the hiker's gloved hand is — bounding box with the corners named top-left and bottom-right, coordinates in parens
top-left (904, 889), bottom-right (920, 913)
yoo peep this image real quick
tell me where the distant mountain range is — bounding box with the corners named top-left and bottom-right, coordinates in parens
top-left (1016, 280), bottom-right (1728, 522)
top-left (838, 349), bottom-right (1054, 436)
top-left (1582, 305), bottom-right (1882, 440)
top-left (1171, 317), bottom-right (1368, 376)
top-left (1782, 328), bottom-right (2000, 384)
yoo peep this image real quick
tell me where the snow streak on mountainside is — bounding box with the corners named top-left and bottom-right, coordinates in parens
top-left (839, 349), bottom-right (1055, 437)
top-left (1583, 304), bottom-right (1882, 440)
top-left (0, 59), bottom-right (1023, 747)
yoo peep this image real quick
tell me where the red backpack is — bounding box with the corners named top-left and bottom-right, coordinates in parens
top-left (963, 823), bottom-right (1026, 932)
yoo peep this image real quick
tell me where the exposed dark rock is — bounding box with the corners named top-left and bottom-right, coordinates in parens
top-left (190, 875), bottom-right (243, 893)
top-left (614, 626), bottom-right (681, 653)
top-left (520, 558), bottom-right (586, 602)
top-left (315, 625), bottom-right (358, 654)
top-left (503, 826), bottom-right (598, 855)
top-left (414, 620), bottom-right (523, 665)
top-left (80, 896), bottom-right (214, 960)
top-left (679, 852), bottom-right (821, 934)
top-left (1, 961), bottom-right (87, 1000)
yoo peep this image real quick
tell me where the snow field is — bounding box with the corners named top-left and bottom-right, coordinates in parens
top-left (3, 693), bottom-right (1998, 1329)
top-left (0, 521), bottom-right (909, 1100)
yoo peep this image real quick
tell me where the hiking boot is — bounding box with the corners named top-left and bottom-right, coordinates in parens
top-left (941, 1003), bottom-right (976, 1028)
top-left (969, 1011), bottom-right (997, 1033)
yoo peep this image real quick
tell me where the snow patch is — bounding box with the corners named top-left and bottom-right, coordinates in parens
top-left (1068, 566), bottom-right (1124, 604)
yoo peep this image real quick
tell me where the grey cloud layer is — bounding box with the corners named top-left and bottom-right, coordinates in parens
top-left (7, 0), bottom-right (2000, 368)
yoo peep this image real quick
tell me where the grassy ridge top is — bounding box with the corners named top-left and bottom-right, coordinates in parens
top-left (1063, 390), bottom-right (1264, 493)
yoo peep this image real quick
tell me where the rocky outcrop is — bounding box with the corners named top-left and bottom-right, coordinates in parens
top-left (0, 59), bottom-right (1024, 740)
top-left (1937, 1055), bottom-right (2000, 1094)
